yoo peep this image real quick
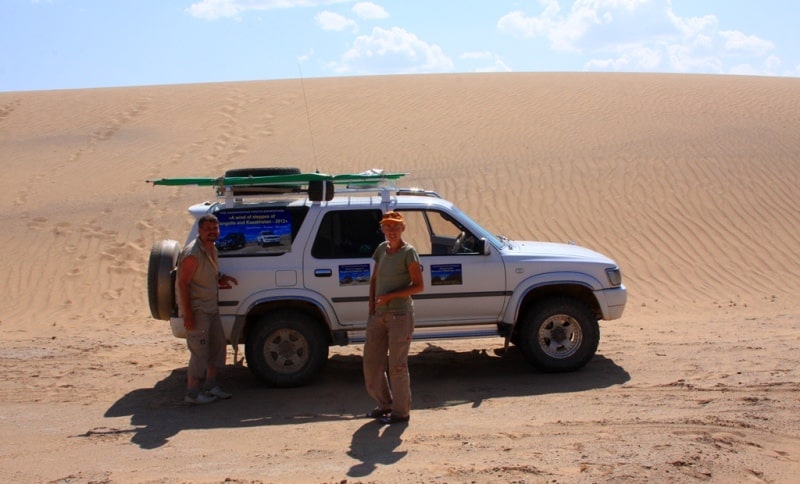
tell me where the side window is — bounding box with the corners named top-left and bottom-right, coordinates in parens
top-left (396, 210), bottom-right (431, 255)
top-left (312, 209), bottom-right (384, 259)
top-left (215, 206), bottom-right (308, 257)
top-left (398, 209), bottom-right (480, 256)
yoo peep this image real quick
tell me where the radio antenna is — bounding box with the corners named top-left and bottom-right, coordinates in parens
top-left (298, 65), bottom-right (319, 172)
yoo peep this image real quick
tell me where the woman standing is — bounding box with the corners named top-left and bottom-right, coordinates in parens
top-left (363, 211), bottom-right (424, 424)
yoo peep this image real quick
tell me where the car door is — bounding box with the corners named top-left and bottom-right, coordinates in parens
top-left (397, 209), bottom-right (508, 326)
top-left (303, 208), bottom-right (385, 327)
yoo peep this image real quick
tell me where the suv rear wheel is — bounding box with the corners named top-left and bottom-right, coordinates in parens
top-left (517, 298), bottom-right (599, 372)
top-left (245, 310), bottom-right (329, 387)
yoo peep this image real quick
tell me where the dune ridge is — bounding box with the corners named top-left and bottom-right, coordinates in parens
top-left (1, 73), bottom-right (799, 482)
top-left (2, 72), bottom-right (799, 325)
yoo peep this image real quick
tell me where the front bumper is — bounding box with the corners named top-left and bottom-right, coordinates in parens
top-left (598, 285), bottom-right (627, 320)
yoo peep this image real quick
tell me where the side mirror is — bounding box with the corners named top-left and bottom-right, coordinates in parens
top-left (477, 237), bottom-right (491, 255)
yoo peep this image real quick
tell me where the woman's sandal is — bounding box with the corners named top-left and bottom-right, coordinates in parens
top-left (366, 408), bottom-right (391, 419)
top-left (379, 413), bottom-right (410, 424)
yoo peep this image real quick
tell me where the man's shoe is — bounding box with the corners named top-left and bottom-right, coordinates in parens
top-left (379, 413), bottom-right (410, 425)
top-left (206, 386), bottom-right (232, 399)
top-left (184, 392), bottom-right (217, 405)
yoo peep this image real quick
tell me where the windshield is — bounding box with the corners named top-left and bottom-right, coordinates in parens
top-left (448, 205), bottom-right (505, 249)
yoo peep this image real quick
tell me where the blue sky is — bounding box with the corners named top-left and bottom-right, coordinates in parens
top-left (2, 0), bottom-right (798, 92)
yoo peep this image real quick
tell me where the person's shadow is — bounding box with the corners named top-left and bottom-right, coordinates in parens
top-left (101, 361), bottom-right (365, 449)
top-left (101, 343), bottom-right (630, 455)
top-left (346, 420), bottom-right (408, 477)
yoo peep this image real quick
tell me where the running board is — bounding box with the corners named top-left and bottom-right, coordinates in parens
top-left (340, 324), bottom-right (503, 345)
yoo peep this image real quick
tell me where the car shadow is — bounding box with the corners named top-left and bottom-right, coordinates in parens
top-left (102, 343), bottom-right (629, 449)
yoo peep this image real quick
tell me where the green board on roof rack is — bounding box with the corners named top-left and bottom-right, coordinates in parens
top-left (148, 172), bottom-right (406, 187)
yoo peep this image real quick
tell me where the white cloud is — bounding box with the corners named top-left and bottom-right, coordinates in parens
top-left (497, 0), bottom-right (779, 75)
top-left (673, 11), bottom-right (718, 39)
top-left (729, 54), bottom-right (783, 77)
top-left (297, 49), bottom-right (315, 65)
top-left (764, 55), bottom-right (781, 72)
top-left (475, 59), bottom-right (512, 73)
top-left (499, 0), bottom-right (679, 51)
top-left (316, 10), bottom-right (358, 32)
top-left (461, 51), bottom-right (493, 60)
top-left (330, 27), bottom-right (454, 75)
top-left (585, 45), bottom-right (662, 71)
top-left (497, 7), bottom-right (559, 40)
top-left (186, 0), bottom-right (353, 20)
top-left (666, 43), bottom-right (723, 73)
top-left (719, 30), bottom-right (774, 56)
top-left (460, 51), bottom-right (511, 73)
top-left (187, 0), bottom-right (242, 20)
top-left (352, 2), bottom-right (388, 20)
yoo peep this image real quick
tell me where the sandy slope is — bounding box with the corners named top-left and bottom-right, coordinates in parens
top-left (0, 73), bottom-right (798, 483)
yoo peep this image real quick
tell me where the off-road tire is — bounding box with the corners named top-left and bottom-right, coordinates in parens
top-left (147, 239), bottom-right (181, 321)
top-left (517, 297), bottom-right (599, 372)
top-left (245, 310), bottom-right (329, 387)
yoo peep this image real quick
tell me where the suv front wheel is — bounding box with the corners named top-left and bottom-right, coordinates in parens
top-left (245, 310), bottom-right (329, 387)
top-left (516, 298), bottom-right (599, 372)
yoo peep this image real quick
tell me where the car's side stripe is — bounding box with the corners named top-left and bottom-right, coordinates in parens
top-left (332, 291), bottom-right (510, 304)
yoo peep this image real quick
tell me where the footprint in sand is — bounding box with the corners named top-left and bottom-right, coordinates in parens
top-left (53, 222), bottom-right (72, 236)
top-left (89, 99), bottom-right (150, 144)
top-left (102, 288), bottom-right (123, 300)
top-left (28, 217), bottom-right (48, 230)
top-left (14, 191), bottom-right (28, 206)
top-left (81, 223), bottom-right (118, 240)
top-left (0, 98), bottom-right (21, 120)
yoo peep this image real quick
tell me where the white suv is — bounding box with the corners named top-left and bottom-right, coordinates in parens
top-left (256, 230), bottom-right (281, 247)
top-left (147, 169), bottom-right (627, 387)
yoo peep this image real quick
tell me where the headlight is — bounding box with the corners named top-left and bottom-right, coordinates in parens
top-left (606, 267), bottom-right (622, 287)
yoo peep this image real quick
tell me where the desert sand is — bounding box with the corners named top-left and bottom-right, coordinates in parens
top-left (0, 72), bottom-right (798, 483)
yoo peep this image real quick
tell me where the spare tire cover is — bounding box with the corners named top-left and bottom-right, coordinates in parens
top-left (147, 239), bottom-right (182, 320)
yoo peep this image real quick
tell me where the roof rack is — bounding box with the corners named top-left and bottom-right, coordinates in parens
top-left (147, 171), bottom-right (419, 206)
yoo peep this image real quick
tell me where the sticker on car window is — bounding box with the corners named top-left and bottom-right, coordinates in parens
top-left (216, 208), bottom-right (292, 255)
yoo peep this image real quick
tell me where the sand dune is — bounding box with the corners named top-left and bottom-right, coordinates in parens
top-left (1, 73), bottom-right (798, 482)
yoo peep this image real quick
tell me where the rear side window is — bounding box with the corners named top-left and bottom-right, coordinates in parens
top-left (312, 209), bottom-right (384, 259)
top-left (215, 206), bottom-right (309, 257)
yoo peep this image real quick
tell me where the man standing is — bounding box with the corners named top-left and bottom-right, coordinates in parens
top-left (363, 211), bottom-right (424, 424)
top-left (177, 214), bottom-right (238, 404)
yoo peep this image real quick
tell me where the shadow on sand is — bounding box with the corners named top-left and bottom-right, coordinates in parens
top-left (102, 343), bottom-right (630, 456)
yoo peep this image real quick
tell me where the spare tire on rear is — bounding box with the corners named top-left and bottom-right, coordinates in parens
top-left (147, 239), bottom-right (182, 320)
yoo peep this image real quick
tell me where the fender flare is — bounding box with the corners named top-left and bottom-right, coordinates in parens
top-left (504, 272), bottom-right (603, 325)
